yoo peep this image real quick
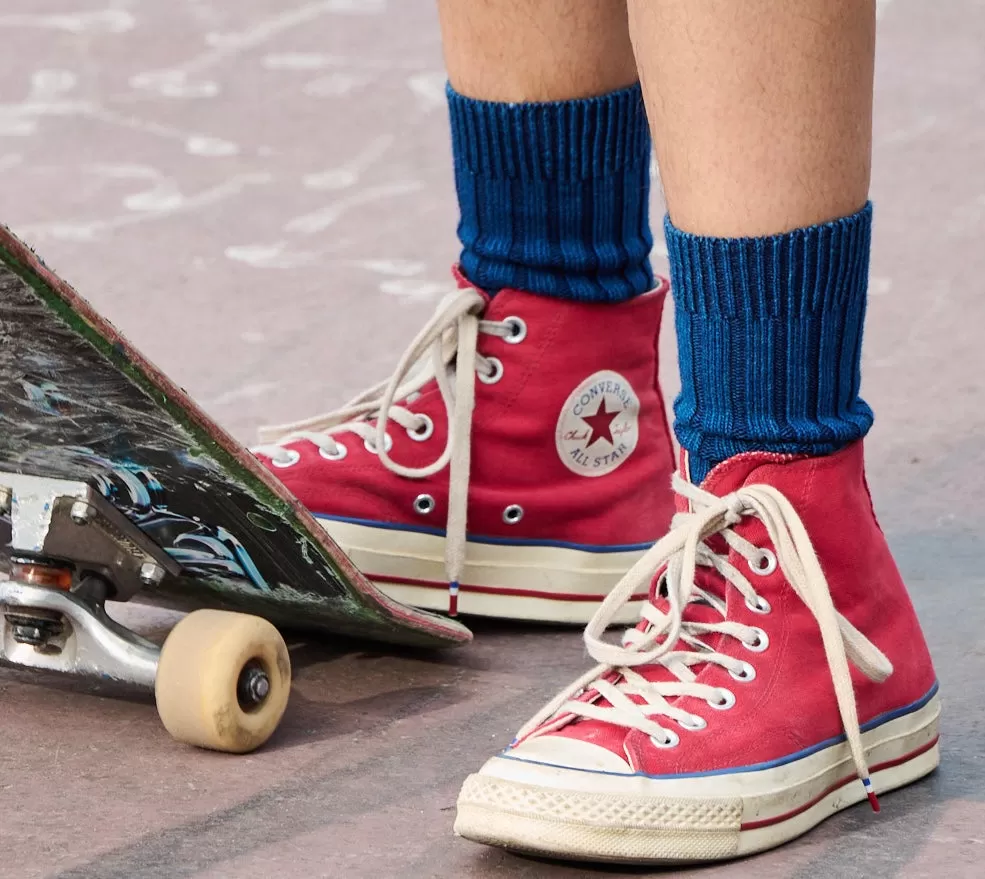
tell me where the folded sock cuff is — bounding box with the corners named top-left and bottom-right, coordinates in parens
top-left (665, 203), bottom-right (873, 319)
top-left (447, 83), bottom-right (652, 182)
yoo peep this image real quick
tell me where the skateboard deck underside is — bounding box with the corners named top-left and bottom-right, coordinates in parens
top-left (0, 225), bottom-right (470, 649)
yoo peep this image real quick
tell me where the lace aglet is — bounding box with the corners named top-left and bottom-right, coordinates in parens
top-left (863, 777), bottom-right (881, 813)
top-left (448, 580), bottom-right (459, 617)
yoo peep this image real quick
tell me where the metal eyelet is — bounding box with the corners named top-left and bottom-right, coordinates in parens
top-left (503, 316), bottom-right (527, 344)
top-left (413, 494), bottom-right (435, 515)
top-left (477, 356), bottom-right (504, 385)
top-left (363, 433), bottom-right (394, 454)
top-left (319, 442), bottom-right (347, 461)
top-left (502, 504), bottom-right (524, 524)
top-left (707, 688), bottom-right (736, 710)
top-left (407, 414), bottom-right (434, 442)
top-left (729, 661), bottom-right (757, 682)
top-left (271, 449), bottom-right (300, 468)
top-left (743, 627), bottom-right (770, 653)
top-left (745, 594), bottom-right (772, 615)
top-left (677, 714), bottom-right (707, 731)
top-left (649, 729), bottom-right (680, 749)
top-left (750, 547), bottom-right (778, 576)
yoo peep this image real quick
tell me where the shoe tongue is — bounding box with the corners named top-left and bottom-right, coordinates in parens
top-left (646, 565), bottom-right (727, 628)
top-left (542, 558), bottom-right (729, 753)
top-left (678, 448), bottom-right (796, 506)
top-left (662, 449), bottom-right (782, 614)
top-left (543, 450), bottom-right (800, 759)
top-left (451, 264), bottom-right (472, 290)
top-left (451, 264), bottom-right (491, 304)
top-left (546, 591), bottom-right (725, 757)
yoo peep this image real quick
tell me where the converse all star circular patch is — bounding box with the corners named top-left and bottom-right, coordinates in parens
top-left (555, 370), bottom-right (641, 477)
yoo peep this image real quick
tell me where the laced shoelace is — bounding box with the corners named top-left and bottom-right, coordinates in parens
top-left (516, 472), bottom-right (894, 811)
top-left (253, 287), bottom-right (517, 615)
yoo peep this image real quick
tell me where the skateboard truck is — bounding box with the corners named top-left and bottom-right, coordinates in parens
top-left (0, 472), bottom-right (292, 753)
top-left (0, 472), bottom-right (176, 686)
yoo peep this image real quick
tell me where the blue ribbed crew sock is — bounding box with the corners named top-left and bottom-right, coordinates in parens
top-left (446, 83), bottom-right (654, 302)
top-left (666, 203), bottom-right (875, 484)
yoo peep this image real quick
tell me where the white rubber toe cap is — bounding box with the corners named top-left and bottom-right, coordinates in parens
top-left (499, 735), bottom-right (633, 774)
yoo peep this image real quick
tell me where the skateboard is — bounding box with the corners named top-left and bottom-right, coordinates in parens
top-left (0, 224), bottom-right (471, 754)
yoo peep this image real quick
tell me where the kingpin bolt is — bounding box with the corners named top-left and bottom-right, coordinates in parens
top-left (139, 562), bottom-right (165, 586)
top-left (70, 501), bottom-right (92, 525)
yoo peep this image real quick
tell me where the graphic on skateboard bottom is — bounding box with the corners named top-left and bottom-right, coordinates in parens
top-left (0, 224), bottom-right (471, 752)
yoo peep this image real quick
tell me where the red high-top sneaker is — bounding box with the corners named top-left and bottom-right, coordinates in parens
top-left (253, 271), bottom-right (676, 622)
top-left (455, 442), bottom-right (940, 862)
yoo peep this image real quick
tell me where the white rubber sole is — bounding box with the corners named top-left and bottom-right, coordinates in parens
top-left (318, 517), bottom-right (648, 624)
top-left (454, 691), bottom-right (941, 864)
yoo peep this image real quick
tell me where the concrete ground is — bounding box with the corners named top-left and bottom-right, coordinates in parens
top-left (0, 1), bottom-right (982, 877)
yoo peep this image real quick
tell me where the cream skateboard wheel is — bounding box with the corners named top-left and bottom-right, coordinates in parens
top-left (155, 609), bottom-right (291, 753)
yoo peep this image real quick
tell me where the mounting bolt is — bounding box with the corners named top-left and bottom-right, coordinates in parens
top-left (0, 487), bottom-right (11, 515)
top-left (237, 665), bottom-right (271, 708)
top-left (70, 500), bottom-right (92, 525)
top-left (139, 562), bottom-right (165, 586)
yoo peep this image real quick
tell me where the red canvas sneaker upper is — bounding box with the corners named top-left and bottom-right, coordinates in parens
top-left (254, 270), bottom-right (676, 594)
top-left (509, 442), bottom-right (937, 793)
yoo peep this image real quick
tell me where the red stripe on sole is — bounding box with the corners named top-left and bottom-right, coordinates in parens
top-left (740, 735), bottom-right (940, 831)
top-left (370, 572), bottom-right (648, 603)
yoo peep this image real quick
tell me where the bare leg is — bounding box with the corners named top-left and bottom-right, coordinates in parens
top-left (625, 0), bottom-right (878, 482)
top-left (628, 0), bottom-right (875, 236)
top-left (437, 0), bottom-right (638, 101)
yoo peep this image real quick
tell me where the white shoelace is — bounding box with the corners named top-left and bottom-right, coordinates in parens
top-left (253, 287), bottom-right (517, 615)
top-left (517, 472), bottom-right (894, 810)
